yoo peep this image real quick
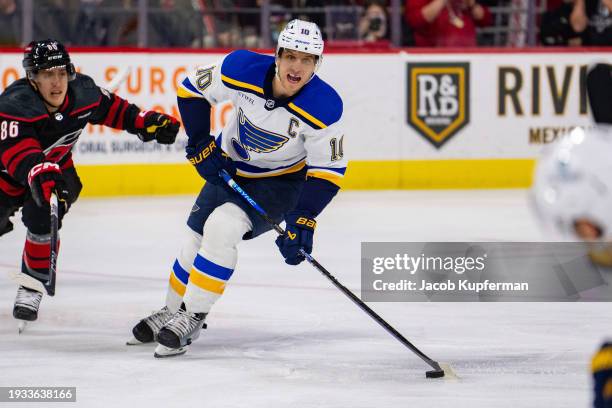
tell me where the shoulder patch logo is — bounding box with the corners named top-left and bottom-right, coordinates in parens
top-left (232, 108), bottom-right (289, 161)
top-left (407, 62), bottom-right (470, 148)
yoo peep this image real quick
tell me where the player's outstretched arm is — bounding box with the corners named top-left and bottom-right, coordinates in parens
top-left (89, 86), bottom-right (180, 144)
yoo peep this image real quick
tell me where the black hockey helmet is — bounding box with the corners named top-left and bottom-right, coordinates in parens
top-left (22, 39), bottom-right (76, 81)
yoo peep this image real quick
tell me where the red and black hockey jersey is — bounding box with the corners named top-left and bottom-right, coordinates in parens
top-left (0, 73), bottom-right (142, 199)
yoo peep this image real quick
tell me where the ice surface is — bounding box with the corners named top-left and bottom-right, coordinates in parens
top-left (0, 190), bottom-right (609, 408)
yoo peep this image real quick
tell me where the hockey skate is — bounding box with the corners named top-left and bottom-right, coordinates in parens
top-left (13, 286), bottom-right (43, 333)
top-left (154, 305), bottom-right (207, 358)
top-left (127, 306), bottom-right (174, 345)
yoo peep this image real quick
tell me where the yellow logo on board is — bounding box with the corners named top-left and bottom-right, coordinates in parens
top-left (407, 63), bottom-right (470, 148)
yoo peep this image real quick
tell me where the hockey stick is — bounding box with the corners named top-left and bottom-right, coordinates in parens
top-left (219, 170), bottom-right (454, 379)
top-left (105, 67), bottom-right (131, 93)
top-left (44, 192), bottom-right (59, 297)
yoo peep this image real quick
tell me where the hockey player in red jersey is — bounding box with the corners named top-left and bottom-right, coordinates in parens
top-left (0, 39), bottom-right (180, 327)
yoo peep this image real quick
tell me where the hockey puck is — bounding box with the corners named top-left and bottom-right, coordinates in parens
top-left (425, 369), bottom-right (445, 379)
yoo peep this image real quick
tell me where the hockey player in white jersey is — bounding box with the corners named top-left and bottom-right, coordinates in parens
top-left (128, 19), bottom-right (347, 357)
top-left (531, 125), bottom-right (612, 408)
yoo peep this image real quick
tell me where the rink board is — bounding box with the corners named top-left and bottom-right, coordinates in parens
top-left (0, 48), bottom-right (609, 195)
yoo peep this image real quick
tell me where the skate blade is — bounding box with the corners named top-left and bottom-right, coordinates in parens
top-left (126, 337), bottom-right (154, 346)
top-left (17, 320), bottom-right (28, 334)
top-left (154, 344), bottom-right (188, 358)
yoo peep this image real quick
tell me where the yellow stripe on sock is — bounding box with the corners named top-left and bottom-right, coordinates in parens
top-left (604, 379), bottom-right (612, 399)
top-left (592, 347), bottom-right (612, 373)
top-left (169, 272), bottom-right (186, 297)
top-left (189, 268), bottom-right (227, 294)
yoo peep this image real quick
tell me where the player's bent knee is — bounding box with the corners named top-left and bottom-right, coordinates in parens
top-left (202, 203), bottom-right (252, 251)
top-left (177, 227), bottom-right (202, 268)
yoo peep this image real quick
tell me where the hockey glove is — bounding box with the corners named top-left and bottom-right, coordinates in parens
top-left (275, 211), bottom-right (316, 265)
top-left (186, 136), bottom-right (236, 186)
top-left (27, 162), bottom-right (69, 208)
top-left (135, 111), bottom-right (180, 144)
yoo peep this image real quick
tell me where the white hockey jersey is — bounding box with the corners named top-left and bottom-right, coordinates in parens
top-left (177, 50), bottom-right (346, 187)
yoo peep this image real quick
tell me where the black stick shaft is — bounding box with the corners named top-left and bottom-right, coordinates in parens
top-left (46, 193), bottom-right (59, 297)
top-left (304, 253), bottom-right (442, 370)
top-left (220, 170), bottom-right (442, 372)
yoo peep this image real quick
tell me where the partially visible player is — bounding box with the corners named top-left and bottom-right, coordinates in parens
top-left (129, 19), bottom-right (347, 357)
top-left (0, 39), bottom-right (180, 327)
top-left (587, 63), bottom-right (612, 126)
top-left (530, 126), bottom-right (612, 408)
top-left (592, 342), bottom-right (612, 408)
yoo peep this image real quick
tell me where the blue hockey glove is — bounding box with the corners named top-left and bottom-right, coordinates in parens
top-left (275, 211), bottom-right (316, 265)
top-left (186, 136), bottom-right (236, 186)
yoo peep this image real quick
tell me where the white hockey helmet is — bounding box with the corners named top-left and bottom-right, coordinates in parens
top-left (530, 126), bottom-right (612, 240)
top-left (276, 19), bottom-right (324, 70)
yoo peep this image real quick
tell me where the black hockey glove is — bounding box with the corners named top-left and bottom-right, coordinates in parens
top-left (186, 136), bottom-right (236, 186)
top-left (135, 111), bottom-right (180, 144)
top-left (27, 162), bottom-right (69, 208)
top-left (275, 211), bottom-right (316, 265)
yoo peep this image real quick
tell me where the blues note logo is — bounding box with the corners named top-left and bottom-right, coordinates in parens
top-left (232, 108), bottom-right (289, 161)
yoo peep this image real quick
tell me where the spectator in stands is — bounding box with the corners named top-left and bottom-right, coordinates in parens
top-left (405, 0), bottom-right (492, 47)
top-left (358, 0), bottom-right (389, 42)
top-left (235, 0), bottom-right (262, 47)
top-left (570, 0), bottom-right (612, 45)
top-left (149, 0), bottom-right (198, 47)
top-left (74, 0), bottom-right (114, 46)
top-left (540, 0), bottom-right (582, 46)
top-left (192, 0), bottom-right (241, 47)
top-left (0, 0), bottom-right (20, 46)
top-left (33, 0), bottom-right (74, 44)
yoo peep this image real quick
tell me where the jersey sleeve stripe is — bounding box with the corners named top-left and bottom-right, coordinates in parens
top-left (102, 96), bottom-right (121, 127)
top-left (116, 99), bottom-right (129, 129)
top-left (177, 86), bottom-right (203, 98)
top-left (236, 160), bottom-right (306, 178)
top-left (69, 96), bottom-right (102, 117)
top-left (0, 112), bottom-right (47, 122)
top-left (1, 138), bottom-right (41, 172)
top-left (7, 147), bottom-right (40, 175)
top-left (287, 102), bottom-right (327, 129)
top-left (0, 174), bottom-right (25, 196)
top-left (221, 74), bottom-right (264, 95)
top-left (180, 79), bottom-right (203, 97)
top-left (307, 170), bottom-right (343, 187)
top-left (307, 166), bottom-right (346, 175)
